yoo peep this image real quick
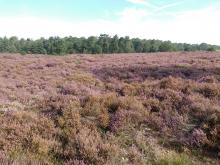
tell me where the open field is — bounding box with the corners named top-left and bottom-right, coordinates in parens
top-left (0, 52), bottom-right (220, 164)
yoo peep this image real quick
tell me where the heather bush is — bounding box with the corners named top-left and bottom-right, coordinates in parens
top-left (0, 111), bottom-right (57, 164)
top-left (152, 89), bottom-right (184, 112)
top-left (147, 110), bottom-right (185, 136)
top-left (80, 94), bottom-right (121, 128)
top-left (67, 72), bottom-right (102, 87)
top-left (109, 109), bottom-right (135, 132)
top-left (39, 95), bottom-right (121, 164)
top-left (106, 129), bottom-right (156, 164)
top-left (197, 83), bottom-right (219, 99)
top-left (159, 76), bottom-right (183, 91)
top-left (103, 94), bottom-right (120, 113)
top-left (59, 83), bottom-right (79, 95)
top-left (118, 97), bottom-right (146, 114)
top-left (187, 128), bottom-right (208, 147)
top-left (143, 98), bottom-right (161, 113)
top-left (203, 110), bottom-right (220, 143)
top-left (0, 154), bottom-right (43, 165)
top-left (127, 146), bottom-right (145, 164)
top-left (120, 83), bottom-right (141, 96)
top-left (53, 125), bottom-right (121, 165)
top-left (199, 76), bottom-right (218, 83)
top-left (190, 106), bottom-right (220, 152)
top-left (108, 97), bottom-right (148, 132)
top-left (80, 95), bottom-right (110, 129)
top-left (37, 95), bottom-right (80, 120)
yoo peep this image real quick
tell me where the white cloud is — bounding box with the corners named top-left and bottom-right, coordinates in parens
top-left (118, 8), bottom-right (149, 22)
top-left (155, 1), bottom-right (184, 12)
top-left (126, 0), bottom-right (157, 9)
top-left (116, 6), bottom-right (220, 45)
top-left (0, 6), bottom-right (219, 45)
top-left (127, 0), bottom-right (185, 12)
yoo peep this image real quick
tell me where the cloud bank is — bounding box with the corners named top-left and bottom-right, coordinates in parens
top-left (0, 1), bottom-right (219, 45)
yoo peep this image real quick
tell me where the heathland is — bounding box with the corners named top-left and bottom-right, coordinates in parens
top-left (0, 52), bottom-right (220, 164)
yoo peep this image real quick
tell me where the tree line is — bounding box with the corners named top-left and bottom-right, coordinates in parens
top-left (0, 34), bottom-right (218, 55)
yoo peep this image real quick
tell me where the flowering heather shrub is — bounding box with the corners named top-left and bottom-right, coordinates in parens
top-left (109, 97), bottom-right (148, 133)
top-left (109, 109), bottom-right (134, 132)
top-left (80, 95), bottom-right (110, 129)
top-left (118, 97), bottom-right (146, 114)
top-left (120, 83), bottom-right (141, 96)
top-left (1, 52), bottom-right (220, 164)
top-left (188, 129), bottom-right (208, 147)
top-left (45, 62), bottom-right (58, 68)
top-left (67, 72), bottom-right (102, 87)
top-left (197, 83), bottom-right (219, 99)
top-left (143, 98), bottom-right (161, 113)
top-left (152, 89), bottom-right (184, 112)
top-left (59, 83), bottom-right (79, 95)
top-left (0, 111), bottom-right (56, 164)
top-left (189, 97), bottom-right (217, 123)
top-left (58, 82), bottom-right (101, 97)
top-left (37, 94), bottom-right (80, 119)
top-left (204, 110), bottom-right (220, 140)
top-left (198, 76), bottom-right (219, 83)
top-left (55, 126), bottom-right (103, 164)
top-left (0, 155), bottom-right (43, 165)
top-left (53, 124), bottom-right (121, 165)
top-left (103, 94), bottom-right (120, 113)
top-left (127, 146), bottom-right (145, 164)
top-left (81, 93), bottom-right (120, 128)
top-left (181, 83), bottom-right (194, 95)
top-left (159, 76), bottom-right (183, 91)
top-left (147, 110), bottom-right (185, 136)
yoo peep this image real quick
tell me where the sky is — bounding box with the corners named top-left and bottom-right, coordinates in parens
top-left (0, 0), bottom-right (219, 45)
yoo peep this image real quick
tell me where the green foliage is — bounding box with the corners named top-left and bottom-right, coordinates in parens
top-left (156, 155), bottom-right (193, 165)
top-left (159, 41), bottom-right (174, 52)
top-left (207, 46), bottom-right (216, 52)
top-left (109, 35), bottom-right (119, 53)
top-left (0, 35), bottom-right (217, 55)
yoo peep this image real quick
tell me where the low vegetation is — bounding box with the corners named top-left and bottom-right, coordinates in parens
top-left (0, 52), bottom-right (220, 164)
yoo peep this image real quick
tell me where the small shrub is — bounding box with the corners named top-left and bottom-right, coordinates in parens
top-left (153, 89), bottom-right (184, 112)
top-left (198, 84), bottom-right (219, 99)
top-left (199, 76), bottom-right (218, 83)
top-left (119, 97), bottom-right (146, 114)
top-left (147, 110), bottom-right (184, 136)
top-left (188, 129), bottom-right (208, 147)
top-left (127, 146), bottom-right (144, 164)
top-left (143, 98), bottom-right (161, 113)
top-left (0, 111), bottom-right (56, 164)
top-left (159, 77), bottom-right (182, 91)
top-left (80, 95), bottom-right (110, 129)
top-left (68, 72), bottom-right (101, 87)
top-left (109, 107), bottom-right (147, 133)
top-left (37, 95), bottom-right (80, 121)
top-left (120, 83), bottom-right (140, 96)
top-left (113, 97), bottom-right (148, 130)
top-left (53, 126), bottom-right (119, 165)
top-left (59, 84), bottom-right (78, 95)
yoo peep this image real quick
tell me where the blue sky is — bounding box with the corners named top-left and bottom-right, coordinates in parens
top-left (0, 0), bottom-right (219, 44)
